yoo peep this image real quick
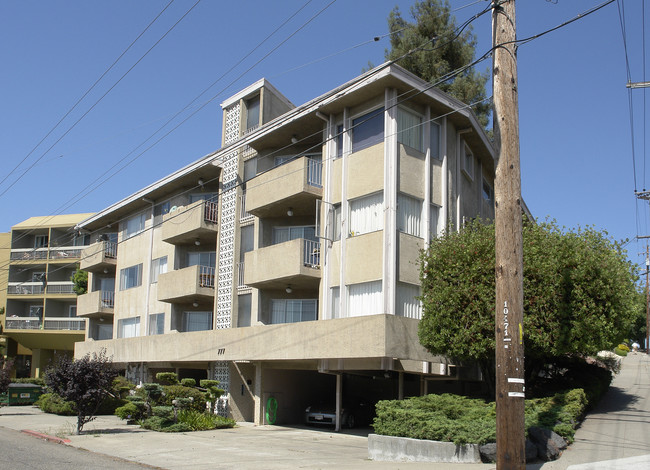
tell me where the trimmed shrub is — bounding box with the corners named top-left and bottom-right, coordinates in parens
top-left (35, 393), bottom-right (75, 416)
top-left (177, 409), bottom-right (236, 431)
top-left (161, 385), bottom-right (206, 412)
top-left (180, 378), bottom-right (196, 388)
top-left (151, 406), bottom-right (174, 420)
top-left (12, 378), bottom-right (46, 386)
top-left (112, 376), bottom-right (136, 398)
top-left (156, 372), bottom-right (178, 385)
top-left (115, 402), bottom-right (142, 421)
top-left (614, 347), bottom-right (628, 357)
top-left (96, 395), bottom-right (127, 415)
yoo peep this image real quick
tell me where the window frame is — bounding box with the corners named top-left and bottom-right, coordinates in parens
top-left (397, 193), bottom-right (423, 238)
top-left (397, 106), bottom-right (424, 152)
top-left (351, 107), bottom-right (384, 153)
top-left (117, 316), bottom-right (140, 339)
top-left (124, 213), bottom-right (146, 239)
top-left (119, 264), bottom-right (143, 291)
top-left (182, 311), bottom-right (213, 332)
top-left (348, 192), bottom-right (383, 237)
top-left (270, 299), bottom-right (318, 324)
top-left (462, 142), bottom-right (474, 180)
top-left (150, 256), bottom-right (168, 284)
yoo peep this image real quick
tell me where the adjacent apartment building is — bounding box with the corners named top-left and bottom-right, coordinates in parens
top-left (74, 63), bottom-right (496, 427)
top-left (2, 214), bottom-right (93, 377)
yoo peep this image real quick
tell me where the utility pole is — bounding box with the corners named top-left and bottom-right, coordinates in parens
top-left (492, 0), bottom-right (525, 468)
top-left (635, 194), bottom-right (650, 352)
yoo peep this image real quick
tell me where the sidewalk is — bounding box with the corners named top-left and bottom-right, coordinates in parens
top-left (0, 353), bottom-right (648, 469)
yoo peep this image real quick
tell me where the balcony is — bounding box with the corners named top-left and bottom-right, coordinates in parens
top-left (246, 156), bottom-right (323, 218)
top-left (244, 238), bottom-right (320, 290)
top-left (3, 316), bottom-right (86, 351)
top-left (7, 282), bottom-right (44, 296)
top-left (46, 282), bottom-right (76, 295)
top-left (48, 246), bottom-right (83, 261)
top-left (10, 248), bottom-right (48, 262)
top-left (157, 265), bottom-right (215, 304)
top-left (77, 290), bottom-right (115, 318)
top-left (80, 241), bottom-right (118, 273)
top-left (161, 200), bottom-right (219, 245)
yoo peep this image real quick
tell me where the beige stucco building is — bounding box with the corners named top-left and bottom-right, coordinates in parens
top-left (74, 64), bottom-right (496, 427)
top-left (3, 214), bottom-right (93, 377)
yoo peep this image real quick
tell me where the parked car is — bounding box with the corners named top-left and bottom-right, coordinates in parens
top-left (305, 399), bottom-right (374, 428)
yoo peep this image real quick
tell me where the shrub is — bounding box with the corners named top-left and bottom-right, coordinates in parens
top-left (115, 402), bottom-right (142, 421)
top-left (12, 377), bottom-right (46, 386)
top-left (614, 347), bottom-right (628, 357)
top-left (112, 376), bottom-right (136, 398)
top-left (180, 378), bottom-right (196, 387)
top-left (151, 406), bottom-right (174, 420)
top-left (161, 385), bottom-right (206, 412)
top-left (96, 396), bottom-right (127, 415)
top-left (36, 393), bottom-right (75, 416)
top-left (617, 343), bottom-right (630, 352)
top-left (177, 409), bottom-right (236, 431)
top-left (156, 372), bottom-right (178, 385)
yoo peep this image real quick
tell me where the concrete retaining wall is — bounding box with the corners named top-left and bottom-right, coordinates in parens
top-left (368, 434), bottom-right (481, 463)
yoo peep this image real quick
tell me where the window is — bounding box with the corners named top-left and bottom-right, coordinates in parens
top-left (73, 233), bottom-right (91, 246)
top-left (335, 124), bottom-right (344, 158)
top-left (332, 204), bottom-right (341, 241)
top-left (272, 226), bottom-right (317, 244)
top-left (270, 299), bottom-right (317, 324)
top-left (182, 311), bottom-right (212, 332)
top-left (482, 178), bottom-right (494, 203)
top-left (124, 213), bottom-right (146, 239)
top-left (68, 305), bottom-right (77, 317)
top-left (274, 155), bottom-right (297, 167)
top-left (34, 235), bottom-right (48, 248)
top-left (246, 95), bottom-right (260, 130)
top-left (29, 305), bottom-right (43, 317)
top-left (244, 158), bottom-right (257, 182)
top-left (31, 271), bottom-right (45, 282)
top-left (429, 204), bottom-right (440, 240)
top-left (153, 201), bottom-right (171, 225)
top-left (96, 323), bottom-right (113, 340)
top-left (187, 252), bottom-right (216, 268)
top-left (148, 313), bottom-right (164, 335)
top-left (189, 193), bottom-right (217, 204)
top-left (397, 193), bottom-right (423, 237)
top-left (150, 256), bottom-right (168, 284)
top-left (240, 225), bottom-right (254, 262)
top-left (462, 143), bottom-right (474, 179)
top-left (397, 283), bottom-right (422, 319)
top-left (352, 107), bottom-right (384, 153)
top-left (430, 121), bottom-right (441, 160)
top-left (397, 107), bottom-right (423, 152)
top-left (238, 294), bottom-right (251, 327)
top-left (349, 192), bottom-right (383, 236)
top-left (120, 264), bottom-right (142, 290)
top-left (347, 281), bottom-right (382, 317)
top-left (118, 316), bottom-right (140, 338)
top-left (330, 287), bottom-right (340, 319)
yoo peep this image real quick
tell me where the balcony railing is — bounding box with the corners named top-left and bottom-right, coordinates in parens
top-left (44, 318), bottom-right (86, 331)
top-left (10, 248), bottom-right (48, 261)
top-left (199, 265), bottom-right (215, 288)
top-left (204, 200), bottom-right (219, 223)
top-left (103, 241), bottom-right (118, 258)
top-left (237, 262), bottom-right (248, 289)
top-left (8, 283), bottom-right (44, 295)
top-left (101, 290), bottom-right (115, 308)
top-left (49, 246), bottom-right (83, 260)
top-left (307, 157), bottom-right (323, 189)
top-left (304, 239), bottom-right (321, 268)
top-left (239, 192), bottom-right (253, 221)
top-left (5, 316), bottom-right (85, 331)
top-left (46, 282), bottom-right (76, 294)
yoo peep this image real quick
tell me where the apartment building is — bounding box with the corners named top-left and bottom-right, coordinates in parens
top-left (75, 63), bottom-right (495, 427)
top-left (3, 214), bottom-right (93, 377)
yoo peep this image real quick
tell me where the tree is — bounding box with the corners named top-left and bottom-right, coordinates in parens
top-left (385, 0), bottom-right (491, 129)
top-left (71, 267), bottom-right (88, 295)
top-left (44, 350), bottom-right (117, 434)
top-left (418, 219), bottom-right (641, 392)
top-left (0, 356), bottom-right (14, 395)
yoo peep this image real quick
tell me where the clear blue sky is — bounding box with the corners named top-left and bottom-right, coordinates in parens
top-left (1, 1), bottom-right (647, 266)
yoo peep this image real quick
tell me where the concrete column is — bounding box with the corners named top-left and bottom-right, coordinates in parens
top-left (253, 361), bottom-right (263, 425)
top-left (335, 373), bottom-right (342, 432)
top-left (398, 372), bottom-right (404, 400)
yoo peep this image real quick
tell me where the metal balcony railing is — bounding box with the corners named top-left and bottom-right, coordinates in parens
top-left (10, 248), bottom-right (48, 261)
top-left (199, 265), bottom-right (215, 288)
top-left (239, 192), bottom-right (253, 221)
top-left (5, 317), bottom-right (42, 330)
top-left (204, 200), bottom-right (219, 224)
top-left (8, 283), bottom-right (44, 295)
top-left (43, 318), bottom-right (86, 331)
top-left (49, 246), bottom-right (83, 260)
top-left (104, 241), bottom-right (118, 258)
top-left (46, 282), bottom-right (76, 294)
top-left (307, 157), bottom-right (323, 189)
top-left (304, 239), bottom-right (321, 268)
top-left (101, 290), bottom-right (115, 308)
top-left (237, 262), bottom-right (248, 289)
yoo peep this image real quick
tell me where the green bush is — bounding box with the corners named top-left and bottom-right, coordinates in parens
top-left (12, 378), bottom-right (46, 386)
top-left (161, 385), bottom-right (206, 412)
top-left (112, 376), bottom-right (136, 398)
top-left (35, 393), bottom-right (75, 416)
top-left (96, 396), bottom-right (127, 415)
top-left (152, 406), bottom-right (174, 420)
top-left (374, 390), bottom-right (589, 445)
top-left (115, 402), bottom-right (142, 421)
top-left (180, 378), bottom-right (196, 387)
top-left (177, 409), bottom-right (236, 431)
top-left (156, 372), bottom-right (178, 385)
top-left (614, 347), bottom-right (628, 357)
top-left (617, 343), bottom-right (630, 352)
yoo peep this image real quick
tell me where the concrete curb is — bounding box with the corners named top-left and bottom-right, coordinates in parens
top-left (21, 429), bottom-right (71, 444)
top-left (368, 433), bottom-right (482, 463)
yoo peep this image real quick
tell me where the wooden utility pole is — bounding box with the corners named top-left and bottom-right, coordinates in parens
top-left (492, 0), bottom-right (525, 468)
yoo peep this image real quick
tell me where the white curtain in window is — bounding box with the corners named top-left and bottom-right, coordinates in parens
top-left (349, 193), bottom-right (383, 236)
top-left (148, 313), bottom-right (164, 335)
top-left (330, 287), bottom-right (340, 319)
top-left (119, 317), bottom-right (140, 338)
top-left (150, 257), bottom-right (167, 284)
top-left (397, 194), bottom-right (422, 237)
top-left (183, 311), bottom-right (212, 332)
top-left (347, 281), bottom-right (382, 317)
top-left (397, 108), bottom-right (423, 151)
top-left (397, 283), bottom-right (422, 319)
top-left (271, 299), bottom-right (317, 324)
top-left (272, 226), bottom-right (317, 245)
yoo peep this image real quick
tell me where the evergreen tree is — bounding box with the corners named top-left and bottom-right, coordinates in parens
top-left (385, 0), bottom-right (490, 129)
